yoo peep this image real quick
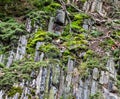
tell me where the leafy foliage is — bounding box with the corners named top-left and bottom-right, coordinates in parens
top-left (0, 18), bottom-right (26, 52)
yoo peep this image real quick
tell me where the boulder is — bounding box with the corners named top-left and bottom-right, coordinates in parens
top-left (55, 10), bottom-right (65, 25)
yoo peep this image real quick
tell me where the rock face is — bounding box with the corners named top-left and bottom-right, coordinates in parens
top-left (0, 0), bottom-right (120, 99)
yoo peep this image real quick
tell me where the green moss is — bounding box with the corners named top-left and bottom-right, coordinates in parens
top-left (100, 38), bottom-right (115, 50)
top-left (8, 86), bottom-right (22, 97)
top-left (0, 57), bottom-right (51, 88)
top-left (0, 70), bottom-right (18, 89)
top-left (90, 92), bottom-right (101, 99)
top-left (27, 11), bottom-right (50, 30)
top-left (91, 30), bottom-right (103, 37)
top-left (63, 49), bottom-right (70, 56)
top-left (63, 33), bottom-right (88, 51)
top-left (81, 0), bottom-right (87, 3)
top-left (74, 13), bottom-right (89, 20)
top-left (27, 30), bottom-right (47, 53)
top-left (71, 13), bottom-right (89, 32)
top-left (83, 50), bottom-right (94, 60)
top-left (0, 63), bottom-right (5, 68)
top-left (40, 43), bottom-right (60, 58)
top-left (43, 2), bottom-right (61, 14)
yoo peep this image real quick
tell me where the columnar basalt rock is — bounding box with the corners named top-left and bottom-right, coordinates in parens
top-left (6, 50), bottom-right (15, 68)
top-left (83, 0), bottom-right (107, 17)
top-left (0, 90), bottom-right (4, 99)
top-left (0, 54), bottom-right (4, 64)
top-left (48, 17), bottom-right (54, 32)
top-left (15, 36), bottom-right (27, 60)
top-left (93, 68), bottom-right (99, 80)
top-left (34, 42), bottom-right (44, 62)
top-left (26, 18), bottom-right (32, 33)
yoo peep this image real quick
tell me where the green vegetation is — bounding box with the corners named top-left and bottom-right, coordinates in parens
top-left (7, 86), bottom-right (22, 97)
top-left (71, 13), bottom-right (89, 33)
top-left (91, 30), bottom-right (103, 37)
top-left (90, 92), bottom-right (102, 99)
top-left (0, 18), bottom-right (26, 53)
top-left (0, 0), bottom-right (120, 98)
top-left (0, 58), bottom-right (59, 89)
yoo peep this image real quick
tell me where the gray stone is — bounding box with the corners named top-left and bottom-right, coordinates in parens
top-left (26, 18), bottom-right (32, 33)
top-left (34, 42), bottom-right (44, 62)
top-left (15, 36), bottom-right (27, 60)
top-left (91, 80), bottom-right (98, 95)
top-left (99, 71), bottom-right (109, 84)
top-left (93, 68), bottom-right (99, 80)
top-left (6, 50), bottom-right (15, 68)
top-left (0, 90), bottom-right (4, 99)
top-left (106, 58), bottom-right (116, 79)
top-left (48, 17), bottom-right (54, 32)
top-left (83, 24), bottom-right (89, 30)
top-left (55, 10), bottom-right (65, 25)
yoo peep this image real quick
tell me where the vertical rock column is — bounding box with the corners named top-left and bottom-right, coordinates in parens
top-left (99, 58), bottom-right (120, 99)
top-left (0, 90), bottom-right (4, 99)
top-left (64, 58), bottom-right (74, 98)
top-left (15, 36), bottom-right (27, 60)
top-left (91, 68), bottom-right (99, 95)
top-left (26, 18), bottom-right (32, 33)
top-left (0, 54), bottom-right (4, 64)
top-left (6, 50), bottom-right (15, 68)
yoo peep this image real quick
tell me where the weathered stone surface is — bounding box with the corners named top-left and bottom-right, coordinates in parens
top-left (55, 10), bottom-right (65, 25)
top-left (6, 50), bottom-right (15, 68)
top-left (26, 18), bottom-right (32, 33)
top-left (93, 68), bottom-right (99, 80)
top-left (0, 90), bottom-right (4, 99)
top-left (36, 68), bottom-right (42, 95)
top-left (91, 80), bottom-right (98, 95)
top-left (48, 17), bottom-right (54, 32)
top-left (106, 58), bottom-right (117, 79)
top-left (15, 36), bottom-right (27, 60)
top-left (34, 42), bottom-right (44, 62)
top-left (13, 93), bottom-right (19, 99)
top-left (99, 71), bottom-right (109, 84)
top-left (103, 87), bottom-right (120, 99)
top-left (0, 54), bottom-right (4, 63)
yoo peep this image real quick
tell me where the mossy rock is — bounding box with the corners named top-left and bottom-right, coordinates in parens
top-left (7, 86), bottom-right (22, 97)
top-left (27, 30), bottom-right (47, 53)
top-left (39, 43), bottom-right (60, 58)
top-left (71, 13), bottom-right (89, 32)
top-left (43, 2), bottom-right (61, 14)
